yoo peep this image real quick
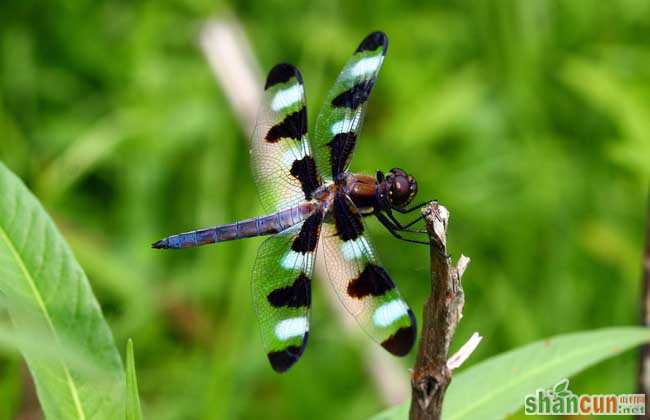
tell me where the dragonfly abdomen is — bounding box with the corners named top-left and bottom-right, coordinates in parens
top-left (152, 202), bottom-right (317, 249)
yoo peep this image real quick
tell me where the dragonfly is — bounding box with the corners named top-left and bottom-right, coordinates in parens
top-left (153, 31), bottom-right (429, 373)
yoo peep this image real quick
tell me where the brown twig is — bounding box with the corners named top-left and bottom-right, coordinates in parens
top-left (638, 189), bottom-right (650, 419)
top-left (409, 202), bottom-right (478, 420)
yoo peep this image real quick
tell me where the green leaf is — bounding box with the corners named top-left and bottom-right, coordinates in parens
top-left (370, 403), bottom-right (408, 420)
top-left (0, 162), bottom-right (124, 419)
top-left (370, 327), bottom-right (650, 420)
top-left (125, 339), bottom-right (143, 420)
top-left (553, 378), bottom-right (569, 394)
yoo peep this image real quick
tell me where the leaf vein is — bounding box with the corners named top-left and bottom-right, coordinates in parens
top-left (0, 224), bottom-right (87, 420)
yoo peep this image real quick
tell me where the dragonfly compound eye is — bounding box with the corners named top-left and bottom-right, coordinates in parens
top-left (388, 173), bottom-right (415, 207)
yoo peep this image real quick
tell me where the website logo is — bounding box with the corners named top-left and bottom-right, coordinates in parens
top-left (524, 379), bottom-right (646, 416)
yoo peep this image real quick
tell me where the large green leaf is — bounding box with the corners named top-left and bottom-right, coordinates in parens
top-left (371, 327), bottom-right (650, 420)
top-left (0, 162), bottom-right (124, 419)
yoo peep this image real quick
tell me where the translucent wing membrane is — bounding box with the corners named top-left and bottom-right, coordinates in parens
top-left (252, 211), bottom-right (322, 372)
top-left (313, 31), bottom-right (389, 181)
top-left (320, 193), bottom-right (416, 356)
top-left (251, 64), bottom-right (321, 212)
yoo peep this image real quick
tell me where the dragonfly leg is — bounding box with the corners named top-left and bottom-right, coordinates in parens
top-left (385, 208), bottom-right (427, 233)
top-left (375, 212), bottom-right (431, 246)
top-left (394, 201), bottom-right (431, 214)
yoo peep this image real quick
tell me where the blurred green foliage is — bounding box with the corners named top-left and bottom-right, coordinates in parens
top-left (1, 0), bottom-right (649, 419)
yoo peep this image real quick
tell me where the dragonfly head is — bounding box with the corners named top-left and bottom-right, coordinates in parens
top-left (385, 168), bottom-right (417, 208)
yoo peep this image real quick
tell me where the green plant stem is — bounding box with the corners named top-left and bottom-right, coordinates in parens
top-left (638, 188), bottom-right (650, 418)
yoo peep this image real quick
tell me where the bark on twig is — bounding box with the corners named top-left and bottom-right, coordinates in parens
top-left (638, 190), bottom-right (650, 418)
top-left (409, 202), bottom-right (478, 420)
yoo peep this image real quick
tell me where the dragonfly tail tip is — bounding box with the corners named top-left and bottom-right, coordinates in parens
top-left (152, 239), bottom-right (168, 249)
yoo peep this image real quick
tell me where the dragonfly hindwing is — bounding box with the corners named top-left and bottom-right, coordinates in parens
top-left (252, 212), bottom-right (322, 372)
top-left (321, 192), bottom-right (416, 356)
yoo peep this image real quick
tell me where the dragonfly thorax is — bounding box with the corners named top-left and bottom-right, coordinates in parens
top-left (338, 173), bottom-right (380, 215)
top-left (334, 169), bottom-right (418, 215)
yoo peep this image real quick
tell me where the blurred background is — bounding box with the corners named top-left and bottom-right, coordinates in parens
top-left (1, 0), bottom-right (649, 419)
